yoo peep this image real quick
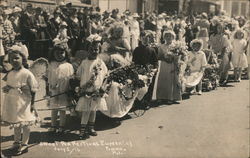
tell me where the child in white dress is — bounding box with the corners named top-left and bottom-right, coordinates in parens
top-left (231, 29), bottom-right (248, 82)
top-left (76, 35), bottom-right (108, 140)
top-left (1, 49), bottom-right (38, 155)
top-left (187, 39), bottom-right (207, 95)
top-left (47, 45), bottom-right (74, 133)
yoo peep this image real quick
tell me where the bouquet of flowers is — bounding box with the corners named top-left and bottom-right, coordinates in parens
top-left (167, 41), bottom-right (188, 87)
top-left (74, 61), bottom-right (104, 100)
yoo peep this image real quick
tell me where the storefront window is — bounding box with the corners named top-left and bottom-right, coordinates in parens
top-left (241, 2), bottom-right (246, 16)
top-left (231, 1), bottom-right (239, 16)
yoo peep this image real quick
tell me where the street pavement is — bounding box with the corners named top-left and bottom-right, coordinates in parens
top-left (1, 74), bottom-right (249, 158)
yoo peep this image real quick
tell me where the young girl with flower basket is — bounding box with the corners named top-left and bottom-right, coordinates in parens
top-left (1, 48), bottom-right (39, 155)
top-left (75, 34), bottom-right (108, 140)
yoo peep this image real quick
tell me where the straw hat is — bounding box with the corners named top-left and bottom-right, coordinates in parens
top-left (132, 13), bottom-right (139, 18)
top-left (13, 7), bottom-right (22, 13)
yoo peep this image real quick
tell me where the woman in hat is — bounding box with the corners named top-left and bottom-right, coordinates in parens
top-left (152, 31), bottom-right (183, 105)
top-left (103, 23), bottom-right (131, 63)
top-left (2, 9), bottom-right (15, 48)
top-left (194, 12), bottom-right (210, 49)
top-left (130, 13), bottom-right (140, 51)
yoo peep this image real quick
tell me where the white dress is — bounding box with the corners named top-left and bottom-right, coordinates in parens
top-left (231, 39), bottom-right (248, 68)
top-left (1, 68), bottom-right (38, 125)
top-left (76, 58), bottom-right (108, 112)
top-left (47, 61), bottom-right (74, 109)
top-left (130, 20), bottom-right (140, 50)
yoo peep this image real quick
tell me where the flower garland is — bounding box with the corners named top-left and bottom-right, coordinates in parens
top-left (75, 60), bottom-right (103, 99)
top-left (103, 64), bottom-right (157, 101)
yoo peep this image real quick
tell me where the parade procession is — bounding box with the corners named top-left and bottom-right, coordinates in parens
top-left (0, 0), bottom-right (249, 157)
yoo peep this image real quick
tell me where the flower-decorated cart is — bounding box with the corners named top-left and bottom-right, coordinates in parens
top-left (70, 64), bottom-right (157, 118)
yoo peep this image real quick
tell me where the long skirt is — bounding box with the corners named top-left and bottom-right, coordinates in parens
top-left (218, 52), bottom-right (231, 82)
top-left (152, 61), bottom-right (182, 101)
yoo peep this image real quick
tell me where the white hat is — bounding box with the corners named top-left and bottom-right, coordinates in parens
top-left (60, 21), bottom-right (68, 27)
top-left (10, 44), bottom-right (29, 59)
top-left (132, 13), bottom-right (139, 18)
top-left (86, 34), bottom-right (102, 43)
top-left (190, 39), bottom-right (203, 50)
top-left (59, 2), bottom-right (65, 6)
top-left (158, 14), bottom-right (164, 19)
top-left (4, 9), bottom-right (13, 15)
top-left (13, 7), bottom-right (22, 13)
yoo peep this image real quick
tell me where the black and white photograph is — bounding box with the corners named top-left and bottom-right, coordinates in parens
top-left (0, 0), bottom-right (249, 157)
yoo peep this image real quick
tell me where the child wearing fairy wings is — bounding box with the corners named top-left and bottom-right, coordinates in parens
top-left (75, 34), bottom-right (108, 140)
top-left (1, 48), bottom-right (38, 156)
top-left (47, 44), bottom-right (74, 133)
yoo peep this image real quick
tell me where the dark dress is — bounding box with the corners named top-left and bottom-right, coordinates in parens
top-left (20, 13), bottom-right (37, 59)
top-left (133, 45), bottom-right (158, 103)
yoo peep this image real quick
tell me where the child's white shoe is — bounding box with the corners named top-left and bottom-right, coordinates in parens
top-left (48, 126), bottom-right (56, 133)
top-left (197, 91), bottom-right (202, 95)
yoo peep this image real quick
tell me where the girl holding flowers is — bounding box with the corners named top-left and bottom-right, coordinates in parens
top-left (152, 30), bottom-right (187, 105)
top-left (75, 34), bottom-right (108, 140)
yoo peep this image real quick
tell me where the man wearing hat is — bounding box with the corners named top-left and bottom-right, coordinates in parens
top-left (102, 10), bottom-right (110, 21)
top-left (20, 3), bottom-right (37, 59)
top-left (111, 9), bottom-right (119, 21)
top-left (10, 6), bottom-right (22, 40)
top-left (67, 8), bottom-right (80, 55)
top-left (49, 9), bottom-right (62, 39)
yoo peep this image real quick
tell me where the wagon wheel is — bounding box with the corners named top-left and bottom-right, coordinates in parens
top-left (129, 99), bottom-right (147, 118)
top-left (133, 108), bottom-right (146, 117)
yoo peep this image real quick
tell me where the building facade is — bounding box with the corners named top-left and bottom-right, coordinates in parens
top-left (219, 0), bottom-right (249, 17)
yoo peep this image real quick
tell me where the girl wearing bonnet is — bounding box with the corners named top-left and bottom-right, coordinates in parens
top-left (152, 30), bottom-right (183, 105)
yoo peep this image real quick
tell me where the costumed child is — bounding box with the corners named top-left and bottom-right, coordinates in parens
top-left (75, 34), bottom-right (108, 140)
top-left (1, 49), bottom-right (38, 155)
top-left (231, 29), bottom-right (248, 82)
top-left (46, 44), bottom-right (74, 133)
top-left (187, 39), bottom-right (207, 95)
